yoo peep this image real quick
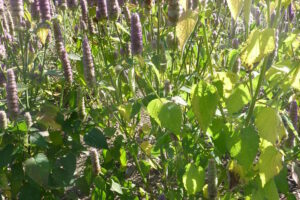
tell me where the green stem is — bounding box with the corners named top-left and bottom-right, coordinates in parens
top-left (245, 58), bottom-right (269, 125)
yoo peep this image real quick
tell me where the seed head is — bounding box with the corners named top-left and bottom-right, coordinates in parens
top-left (288, 4), bottom-right (294, 22)
top-left (207, 159), bottom-right (218, 200)
top-left (67, 0), bottom-right (78, 9)
top-left (168, 0), bottom-right (182, 26)
top-left (290, 100), bottom-right (298, 131)
top-left (90, 148), bottom-right (101, 175)
top-left (39, 0), bottom-right (52, 21)
top-left (96, 0), bottom-right (108, 21)
top-left (0, 64), bottom-right (6, 87)
top-left (0, 111), bottom-right (8, 130)
top-left (7, 10), bottom-right (15, 37)
top-left (80, 0), bottom-right (89, 24)
top-left (232, 38), bottom-right (239, 49)
top-left (31, 0), bottom-right (40, 20)
top-left (53, 19), bottom-right (73, 84)
top-left (77, 88), bottom-right (86, 119)
top-left (9, 0), bottom-right (24, 25)
top-left (58, 0), bottom-right (68, 10)
top-left (0, 0), bottom-right (4, 15)
top-left (130, 13), bottom-right (143, 55)
top-left (82, 35), bottom-right (96, 86)
top-left (24, 112), bottom-right (33, 128)
top-left (6, 69), bottom-right (19, 120)
top-left (108, 0), bottom-right (120, 21)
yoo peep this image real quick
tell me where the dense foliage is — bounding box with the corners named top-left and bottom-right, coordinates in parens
top-left (0, 0), bottom-right (299, 199)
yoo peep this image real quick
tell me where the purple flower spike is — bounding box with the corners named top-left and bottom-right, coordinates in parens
top-left (130, 13), bottom-right (143, 55)
top-left (6, 69), bottom-right (19, 120)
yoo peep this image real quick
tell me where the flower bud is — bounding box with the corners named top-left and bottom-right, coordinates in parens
top-left (254, 7), bottom-right (260, 26)
top-left (77, 88), bottom-right (86, 119)
top-left (232, 58), bottom-right (241, 74)
top-left (31, 0), bottom-right (40, 20)
top-left (80, 19), bottom-right (87, 31)
top-left (123, 6), bottom-right (131, 25)
top-left (130, 13), bottom-right (143, 55)
top-left (0, 111), bottom-right (8, 130)
top-left (164, 80), bottom-right (172, 96)
top-left (24, 112), bottom-right (33, 128)
top-left (82, 35), bottom-right (96, 86)
top-left (68, 0), bottom-right (78, 9)
top-left (61, 49), bottom-right (73, 84)
top-left (270, 10), bottom-right (276, 27)
top-left (232, 38), bottom-right (239, 49)
top-left (58, 0), bottom-right (68, 10)
top-left (288, 4), bottom-right (294, 22)
top-left (7, 9), bottom-right (15, 36)
top-left (80, 0), bottom-right (89, 24)
top-left (0, 43), bottom-right (6, 60)
top-left (96, 0), bottom-right (108, 21)
top-left (39, 0), bottom-right (52, 21)
top-left (108, 0), bottom-right (120, 21)
top-left (166, 32), bottom-right (179, 50)
top-left (9, 0), bottom-right (24, 26)
top-left (168, 0), bottom-right (182, 26)
top-left (0, 64), bottom-right (6, 87)
top-left (207, 159), bottom-right (217, 200)
top-left (0, 0), bottom-right (4, 15)
top-left (6, 69), bottom-right (19, 120)
top-left (90, 148), bottom-right (101, 175)
top-left (290, 100), bottom-right (298, 131)
top-left (193, 0), bottom-right (199, 9)
top-left (53, 19), bottom-right (73, 84)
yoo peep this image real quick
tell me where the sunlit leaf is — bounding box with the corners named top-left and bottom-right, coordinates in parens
top-left (244, 0), bottom-right (252, 27)
top-left (230, 127), bottom-right (259, 168)
top-left (255, 107), bottom-right (287, 145)
top-left (147, 99), bottom-right (182, 134)
top-left (183, 163), bottom-right (205, 195)
top-left (37, 26), bottom-right (50, 45)
top-left (240, 28), bottom-right (275, 67)
top-left (226, 84), bottom-right (251, 114)
top-left (258, 145), bottom-right (283, 187)
top-left (227, 0), bottom-right (243, 21)
top-left (176, 10), bottom-right (198, 51)
top-left (24, 153), bottom-right (50, 187)
top-left (191, 81), bottom-right (219, 131)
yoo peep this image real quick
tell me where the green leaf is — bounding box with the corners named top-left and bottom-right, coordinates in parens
top-left (176, 10), bottom-right (198, 51)
top-left (230, 127), bottom-right (259, 168)
top-left (258, 145), bottom-right (283, 187)
top-left (241, 28), bottom-right (275, 67)
top-left (84, 128), bottom-right (108, 149)
top-left (147, 99), bottom-right (182, 134)
top-left (182, 163), bottom-right (205, 195)
top-left (30, 132), bottom-right (48, 148)
top-left (226, 0), bottom-right (243, 21)
top-left (251, 178), bottom-right (279, 200)
top-left (37, 26), bottom-right (49, 45)
top-left (226, 84), bottom-right (251, 114)
top-left (24, 153), bottom-right (50, 187)
top-left (255, 107), bottom-right (287, 145)
top-left (244, 0), bottom-right (252, 28)
top-left (0, 144), bottom-right (15, 168)
top-left (191, 81), bottom-right (219, 131)
top-left (111, 180), bottom-right (123, 194)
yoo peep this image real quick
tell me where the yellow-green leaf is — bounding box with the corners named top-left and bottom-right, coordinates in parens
top-left (183, 163), bottom-right (205, 195)
top-left (141, 141), bottom-right (152, 156)
top-left (176, 10), bottom-right (198, 51)
top-left (37, 27), bottom-right (50, 45)
top-left (244, 0), bottom-right (252, 27)
top-left (227, 0), bottom-right (244, 21)
top-left (240, 28), bottom-right (276, 67)
top-left (254, 107), bottom-right (287, 145)
top-left (291, 66), bottom-right (300, 90)
top-left (258, 145), bottom-right (283, 187)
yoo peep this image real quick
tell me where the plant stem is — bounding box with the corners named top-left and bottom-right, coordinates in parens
top-left (245, 58), bottom-right (269, 125)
